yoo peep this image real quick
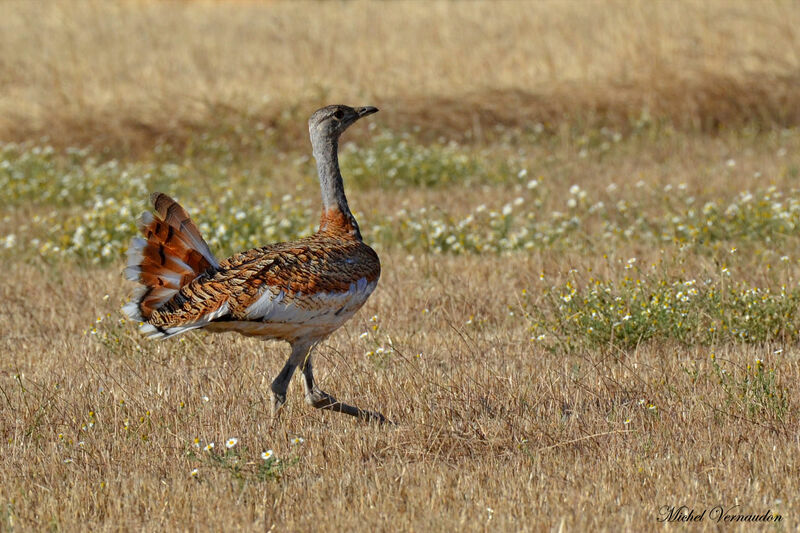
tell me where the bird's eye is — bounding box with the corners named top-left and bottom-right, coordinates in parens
top-left (333, 110), bottom-right (344, 120)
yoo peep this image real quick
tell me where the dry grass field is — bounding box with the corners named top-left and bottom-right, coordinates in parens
top-left (2, 1), bottom-right (800, 531)
top-left (2, 0), bottom-right (800, 150)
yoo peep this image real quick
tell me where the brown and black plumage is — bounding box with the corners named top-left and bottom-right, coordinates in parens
top-left (123, 105), bottom-right (387, 422)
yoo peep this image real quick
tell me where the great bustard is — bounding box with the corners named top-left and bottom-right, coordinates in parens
top-left (122, 105), bottom-right (387, 423)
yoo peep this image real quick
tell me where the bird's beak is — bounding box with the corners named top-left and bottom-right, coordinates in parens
top-left (356, 106), bottom-right (379, 118)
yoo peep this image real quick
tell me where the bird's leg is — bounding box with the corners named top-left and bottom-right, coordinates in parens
top-left (269, 359), bottom-right (297, 418)
top-left (301, 357), bottom-right (389, 424)
top-left (270, 341), bottom-right (316, 418)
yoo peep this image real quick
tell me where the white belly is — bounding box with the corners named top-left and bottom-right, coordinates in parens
top-left (204, 277), bottom-right (377, 341)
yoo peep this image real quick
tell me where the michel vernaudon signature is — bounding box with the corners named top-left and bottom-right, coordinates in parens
top-left (657, 505), bottom-right (783, 523)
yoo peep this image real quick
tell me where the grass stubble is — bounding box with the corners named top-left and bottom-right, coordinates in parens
top-left (1, 1), bottom-right (800, 531)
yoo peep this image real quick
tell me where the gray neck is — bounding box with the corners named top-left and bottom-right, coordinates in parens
top-left (311, 132), bottom-right (360, 236)
top-left (312, 134), bottom-right (348, 211)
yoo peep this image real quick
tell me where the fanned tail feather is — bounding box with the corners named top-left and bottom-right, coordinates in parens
top-left (123, 193), bottom-right (219, 336)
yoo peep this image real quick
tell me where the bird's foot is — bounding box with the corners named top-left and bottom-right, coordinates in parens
top-left (305, 388), bottom-right (391, 424)
top-left (361, 409), bottom-right (392, 425)
top-left (270, 391), bottom-right (286, 419)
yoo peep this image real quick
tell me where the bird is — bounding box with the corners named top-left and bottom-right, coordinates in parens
top-left (122, 104), bottom-right (387, 423)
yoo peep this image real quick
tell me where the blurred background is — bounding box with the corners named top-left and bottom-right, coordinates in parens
top-left (2, 0), bottom-right (798, 151)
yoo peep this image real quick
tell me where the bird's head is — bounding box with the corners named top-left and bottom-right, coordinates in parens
top-left (308, 104), bottom-right (379, 143)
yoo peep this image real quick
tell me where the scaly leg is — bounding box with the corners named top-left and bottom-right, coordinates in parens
top-left (301, 355), bottom-right (390, 424)
top-left (270, 341), bottom-right (313, 418)
top-left (269, 358), bottom-right (297, 417)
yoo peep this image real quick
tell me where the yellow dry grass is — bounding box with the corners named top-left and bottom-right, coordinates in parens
top-left (2, 249), bottom-right (798, 530)
top-left (1, 0), bottom-right (799, 151)
top-left (2, 1), bottom-right (800, 531)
